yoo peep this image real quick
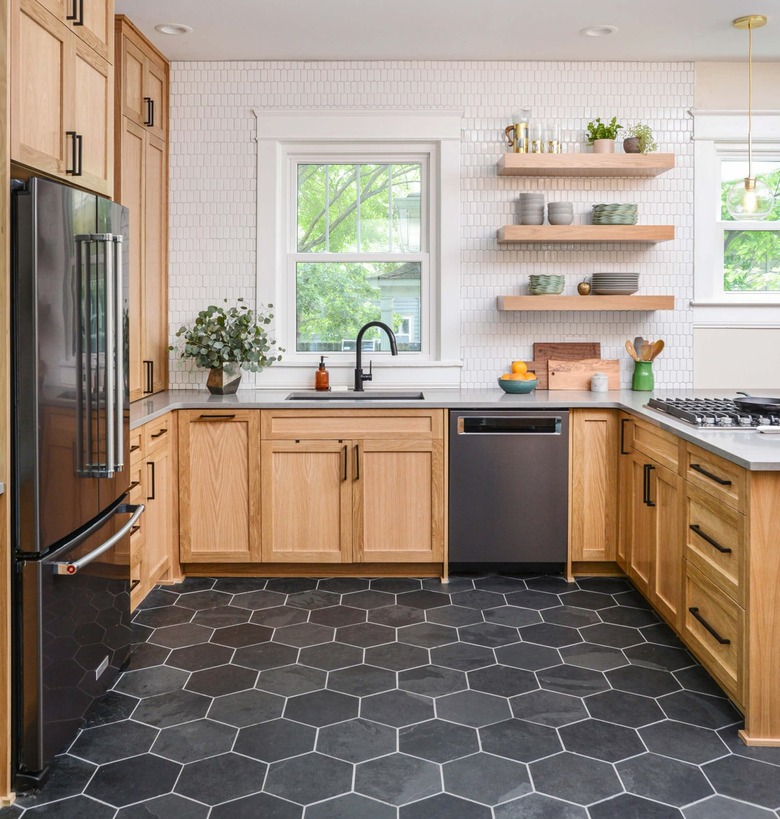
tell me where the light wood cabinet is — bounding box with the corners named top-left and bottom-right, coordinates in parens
top-left (261, 410), bottom-right (445, 565)
top-left (10, 0), bottom-right (113, 196)
top-left (115, 16), bottom-right (169, 400)
top-left (179, 411), bottom-right (262, 563)
top-left (650, 462), bottom-right (684, 628)
top-left (569, 410), bottom-right (618, 563)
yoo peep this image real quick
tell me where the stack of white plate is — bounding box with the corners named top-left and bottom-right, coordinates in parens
top-left (518, 192), bottom-right (545, 225)
top-left (591, 272), bottom-right (640, 295)
top-left (592, 203), bottom-right (638, 225)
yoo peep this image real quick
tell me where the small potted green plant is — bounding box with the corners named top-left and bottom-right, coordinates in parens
top-left (623, 123), bottom-right (658, 154)
top-left (586, 117), bottom-right (623, 153)
top-left (172, 299), bottom-right (283, 394)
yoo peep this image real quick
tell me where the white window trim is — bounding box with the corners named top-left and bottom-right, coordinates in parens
top-left (253, 110), bottom-right (462, 388)
top-left (692, 110), bottom-right (780, 327)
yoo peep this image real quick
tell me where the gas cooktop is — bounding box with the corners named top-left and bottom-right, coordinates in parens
top-left (646, 397), bottom-right (780, 429)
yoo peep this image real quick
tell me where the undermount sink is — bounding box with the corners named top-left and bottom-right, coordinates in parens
top-left (286, 390), bottom-right (425, 401)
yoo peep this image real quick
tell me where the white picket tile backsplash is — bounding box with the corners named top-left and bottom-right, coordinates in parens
top-left (169, 61), bottom-right (694, 389)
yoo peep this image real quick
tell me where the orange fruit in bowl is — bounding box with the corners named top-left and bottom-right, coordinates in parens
top-left (499, 373), bottom-right (512, 380)
top-left (511, 361), bottom-right (528, 375)
top-left (522, 373), bottom-right (537, 381)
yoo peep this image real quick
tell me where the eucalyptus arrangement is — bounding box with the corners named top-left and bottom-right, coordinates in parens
top-left (172, 299), bottom-right (283, 393)
top-left (586, 116), bottom-right (623, 145)
top-left (623, 123), bottom-right (658, 154)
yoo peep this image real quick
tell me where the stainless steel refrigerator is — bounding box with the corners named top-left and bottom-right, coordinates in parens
top-left (11, 176), bottom-right (144, 789)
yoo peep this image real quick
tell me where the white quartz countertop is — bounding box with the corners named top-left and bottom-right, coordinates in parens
top-left (131, 388), bottom-right (780, 471)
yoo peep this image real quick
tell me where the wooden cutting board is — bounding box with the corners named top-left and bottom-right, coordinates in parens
top-left (530, 343), bottom-right (601, 390)
top-left (547, 358), bottom-right (620, 391)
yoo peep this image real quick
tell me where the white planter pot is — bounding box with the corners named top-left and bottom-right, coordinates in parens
top-left (592, 139), bottom-right (616, 154)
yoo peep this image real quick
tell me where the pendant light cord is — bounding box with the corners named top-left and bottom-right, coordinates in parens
top-left (748, 19), bottom-right (754, 180)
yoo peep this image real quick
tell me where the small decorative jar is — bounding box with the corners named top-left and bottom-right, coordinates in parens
top-left (591, 372), bottom-right (609, 393)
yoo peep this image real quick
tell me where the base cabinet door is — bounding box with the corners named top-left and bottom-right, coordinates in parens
top-left (179, 411), bottom-right (261, 563)
top-left (616, 415), bottom-right (634, 571)
top-left (261, 440), bottom-right (353, 563)
top-left (142, 439), bottom-right (173, 589)
top-left (627, 455), bottom-right (654, 595)
top-left (354, 439), bottom-right (444, 563)
top-left (650, 462), bottom-right (684, 628)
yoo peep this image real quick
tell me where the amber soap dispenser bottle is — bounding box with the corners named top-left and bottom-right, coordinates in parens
top-left (315, 356), bottom-right (330, 391)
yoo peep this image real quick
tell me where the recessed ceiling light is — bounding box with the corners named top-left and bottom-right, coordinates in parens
top-left (154, 23), bottom-right (192, 35)
top-left (580, 25), bottom-right (619, 37)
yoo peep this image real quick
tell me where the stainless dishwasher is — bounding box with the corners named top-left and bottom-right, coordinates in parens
top-left (448, 410), bottom-right (569, 570)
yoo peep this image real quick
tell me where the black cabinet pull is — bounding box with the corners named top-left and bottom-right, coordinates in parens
top-left (130, 444), bottom-right (141, 453)
top-left (689, 524), bottom-right (732, 554)
top-left (690, 463), bottom-right (732, 486)
top-left (74, 0), bottom-right (84, 25)
top-left (144, 97), bottom-right (155, 127)
top-left (76, 133), bottom-right (83, 176)
top-left (130, 578), bottom-right (141, 591)
top-left (66, 0), bottom-right (78, 20)
top-left (143, 360), bottom-right (153, 394)
top-left (343, 445), bottom-right (348, 482)
top-left (688, 607), bottom-right (731, 645)
top-left (128, 480), bottom-right (141, 491)
top-left (355, 444), bottom-right (360, 479)
top-left (66, 131), bottom-right (81, 176)
top-left (147, 461), bottom-right (156, 501)
top-left (151, 428), bottom-right (168, 439)
top-left (197, 414), bottom-right (236, 420)
top-left (643, 463), bottom-right (655, 507)
top-left (130, 524), bottom-right (141, 535)
top-left (620, 418), bottom-right (631, 455)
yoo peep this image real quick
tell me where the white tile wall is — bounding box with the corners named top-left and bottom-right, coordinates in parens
top-left (169, 61), bottom-right (694, 388)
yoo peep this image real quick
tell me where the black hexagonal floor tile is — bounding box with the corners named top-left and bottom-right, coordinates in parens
top-left (86, 754), bottom-right (182, 808)
top-left (559, 642), bottom-right (628, 672)
top-left (479, 719), bottom-right (562, 762)
top-left (210, 792), bottom-right (301, 819)
top-left (399, 718), bottom-right (479, 762)
top-left (284, 689), bottom-right (359, 726)
top-left (68, 719), bottom-right (157, 764)
top-left (510, 689), bottom-right (588, 727)
top-left (600, 605), bottom-right (660, 628)
top-left (364, 642), bottom-right (429, 671)
top-left (559, 590), bottom-right (615, 610)
top-left (256, 664), bottom-right (326, 696)
top-left (306, 793), bottom-right (395, 818)
top-left (207, 688), bottom-right (285, 727)
top-left (167, 642), bottom-right (234, 672)
top-left (232, 589), bottom-right (288, 610)
top-left (640, 720), bottom-right (729, 764)
top-left (81, 690), bottom-right (138, 728)
top-left (585, 689), bottom-right (666, 728)
top-left (396, 590), bottom-right (450, 609)
top-left (683, 795), bottom-right (777, 818)
top-left (428, 604), bottom-right (485, 627)
top-left (151, 718), bottom-right (236, 763)
top-left (191, 606), bottom-right (252, 628)
top-left (580, 622), bottom-right (646, 649)
top-left (398, 664), bottom-right (467, 697)
top-left (249, 605), bottom-right (309, 628)
top-left (132, 689), bottom-right (211, 728)
top-left (355, 752), bottom-right (441, 806)
top-left (495, 642), bottom-right (561, 671)
top-left (542, 605), bottom-right (601, 628)
top-left (114, 665), bottom-right (189, 699)
top-left (641, 622), bottom-right (686, 646)
top-left (124, 642), bottom-right (170, 671)
top-left (274, 622), bottom-right (334, 648)
top-left (299, 641), bottom-right (363, 671)
top-left (185, 663), bottom-right (257, 697)
top-left (212, 577), bottom-right (267, 594)
top-left (505, 590), bottom-right (562, 610)
top-left (494, 793), bottom-right (587, 818)
top-left (335, 622), bottom-right (395, 647)
top-left (617, 752), bottom-right (714, 807)
top-left (531, 751), bottom-right (623, 806)
top-left (606, 665), bottom-right (682, 698)
top-left (317, 717), bottom-right (397, 763)
top-left (589, 794), bottom-right (683, 818)
top-left (450, 589), bottom-right (506, 610)
top-left (116, 794), bottom-right (210, 818)
top-left (165, 578), bottom-right (214, 593)
top-left (233, 641), bottom-right (299, 670)
top-left (675, 665), bottom-right (730, 698)
top-left (429, 642), bottom-right (494, 671)
top-left (474, 576), bottom-right (528, 594)
top-left (133, 605), bottom-right (193, 628)
top-left (370, 578), bottom-right (422, 593)
top-left (560, 717), bottom-right (645, 762)
top-left (399, 792), bottom-right (492, 818)
top-left (519, 623), bottom-right (582, 648)
top-left (286, 589), bottom-right (341, 610)
top-left (443, 752), bottom-right (531, 806)
top-left (174, 752), bottom-right (267, 805)
top-left (702, 755), bottom-right (780, 810)
top-left (234, 718), bottom-right (316, 762)
top-left (318, 577), bottom-right (370, 594)
top-left (368, 604), bottom-right (426, 627)
top-left (524, 577), bottom-right (578, 594)
top-left (483, 605), bottom-right (542, 628)
top-left (398, 622), bottom-right (458, 648)
top-left (265, 752), bottom-right (352, 805)
top-left (537, 664), bottom-right (609, 696)
top-left (436, 689), bottom-right (511, 727)
top-left (577, 576), bottom-right (633, 594)
top-left (458, 622), bottom-right (520, 647)
top-left (361, 689), bottom-right (434, 727)
top-left (341, 590), bottom-right (395, 609)
top-left (15, 796), bottom-right (115, 818)
top-left (624, 642), bottom-right (694, 672)
top-left (468, 665), bottom-right (537, 697)
top-left (309, 605), bottom-right (367, 628)
top-left (328, 664), bottom-right (397, 696)
top-left (148, 622), bottom-right (214, 649)
top-left (266, 578), bottom-right (317, 594)
top-left (210, 622), bottom-right (273, 648)
top-left (175, 590), bottom-right (232, 611)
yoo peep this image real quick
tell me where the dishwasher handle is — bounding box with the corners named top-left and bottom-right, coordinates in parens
top-left (456, 416), bottom-right (563, 435)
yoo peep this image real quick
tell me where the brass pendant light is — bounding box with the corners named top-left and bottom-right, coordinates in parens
top-left (726, 15), bottom-right (775, 220)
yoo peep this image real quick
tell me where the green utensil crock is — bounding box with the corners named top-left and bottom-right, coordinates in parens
top-left (632, 360), bottom-right (654, 391)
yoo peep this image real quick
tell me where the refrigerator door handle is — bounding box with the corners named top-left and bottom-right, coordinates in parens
top-left (51, 504), bottom-right (144, 575)
top-left (113, 235), bottom-right (124, 472)
top-left (103, 234), bottom-right (115, 476)
top-left (75, 234), bottom-right (94, 476)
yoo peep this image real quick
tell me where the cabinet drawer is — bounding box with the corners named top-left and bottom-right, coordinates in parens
top-left (630, 417), bottom-right (680, 472)
top-left (129, 428), bottom-right (144, 464)
top-left (682, 560), bottom-right (744, 704)
top-left (144, 413), bottom-right (172, 455)
top-left (685, 443), bottom-right (746, 513)
top-left (685, 484), bottom-right (745, 605)
top-left (261, 410), bottom-right (444, 441)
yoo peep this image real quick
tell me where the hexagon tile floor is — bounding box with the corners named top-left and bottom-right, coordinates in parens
top-left (3, 575), bottom-right (780, 819)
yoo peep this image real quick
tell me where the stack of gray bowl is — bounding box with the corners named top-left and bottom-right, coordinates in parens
top-left (547, 202), bottom-right (574, 226)
top-left (518, 192), bottom-right (545, 225)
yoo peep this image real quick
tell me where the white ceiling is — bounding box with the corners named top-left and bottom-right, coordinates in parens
top-left (115, 0), bottom-right (780, 62)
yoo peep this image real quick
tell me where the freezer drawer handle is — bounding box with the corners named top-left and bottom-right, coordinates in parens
top-left (52, 504), bottom-right (145, 576)
top-left (689, 524), bottom-right (732, 554)
top-left (688, 606), bottom-right (731, 645)
top-left (456, 416), bottom-right (562, 435)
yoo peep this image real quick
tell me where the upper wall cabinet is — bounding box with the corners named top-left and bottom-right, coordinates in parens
top-left (115, 15), bottom-right (169, 400)
top-left (10, 0), bottom-right (114, 197)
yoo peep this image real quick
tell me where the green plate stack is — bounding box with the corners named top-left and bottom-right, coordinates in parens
top-left (592, 203), bottom-right (638, 225)
top-left (529, 274), bottom-right (565, 295)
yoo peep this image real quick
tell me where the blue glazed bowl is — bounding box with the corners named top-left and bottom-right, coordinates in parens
top-left (497, 377), bottom-right (538, 394)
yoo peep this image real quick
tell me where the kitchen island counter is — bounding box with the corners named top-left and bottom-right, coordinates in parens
top-left (131, 388), bottom-right (780, 471)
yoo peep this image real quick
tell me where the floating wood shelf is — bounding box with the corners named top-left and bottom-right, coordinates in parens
top-left (497, 225), bottom-right (675, 244)
top-left (497, 295), bottom-right (675, 311)
top-left (497, 152), bottom-right (676, 177)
